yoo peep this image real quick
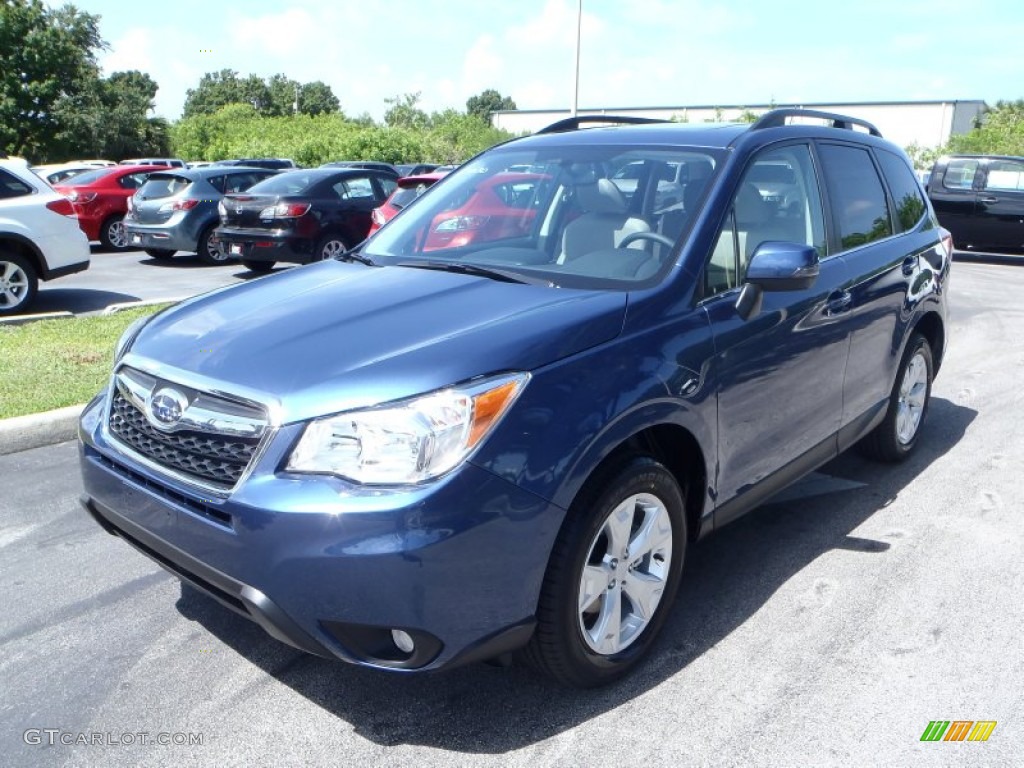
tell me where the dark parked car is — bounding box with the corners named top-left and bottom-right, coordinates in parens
top-left (124, 166), bottom-right (278, 264)
top-left (214, 168), bottom-right (397, 271)
top-left (926, 153), bottom-right (1024, 252)
top-left (211, 158), bottom-right (298, 170)
top-left (320, 160), bottom-right (400, 177)
top-left (395, 163), bottom-right (440, 177)
top-left (79, 110), bottom-right (951, 687)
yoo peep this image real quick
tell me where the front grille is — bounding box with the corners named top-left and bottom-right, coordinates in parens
top-left (108, 390), bottom-right (260, 487)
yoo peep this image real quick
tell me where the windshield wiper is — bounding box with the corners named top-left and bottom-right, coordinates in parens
top-left (395, 260), bottom-right (554, 286)
top-left (336, 250), bottom-right (375, 266)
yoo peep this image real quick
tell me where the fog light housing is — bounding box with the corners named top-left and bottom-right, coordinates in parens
top-left (391, 629), bottom-right (415, 654)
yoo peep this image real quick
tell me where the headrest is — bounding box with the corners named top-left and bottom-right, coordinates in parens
top-left (577, 178), bottom-right (628, 214)
top-left (734, 182), bottom-right (770, 226)
top-left (686, 159), bottom-right (714, 183)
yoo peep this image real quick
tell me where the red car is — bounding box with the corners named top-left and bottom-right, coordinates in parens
top-left (424, 172), bottom-right (548, 251)
top-left (55, 165), bottom-right (170, 250)
top-left (368, 171), bottom-right (449, 235)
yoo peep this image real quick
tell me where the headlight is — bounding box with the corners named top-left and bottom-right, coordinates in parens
top-left (286, 373), bottom-right (529, 485)
top-left (113, 315), bottom-right (152, 364)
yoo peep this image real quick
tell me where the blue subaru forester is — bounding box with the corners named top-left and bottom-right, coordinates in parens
top-left (79, 110), bottom-right (951, 687)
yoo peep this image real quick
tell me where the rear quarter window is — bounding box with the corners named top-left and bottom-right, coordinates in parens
top-left (138, 174), bottom-right (191, 199)
top-left (942, 159), bottom-right (979, 190)
top-left (876, 149), bottom-right (927, 232)
top-left (0, 170), bottom-right (34, 199)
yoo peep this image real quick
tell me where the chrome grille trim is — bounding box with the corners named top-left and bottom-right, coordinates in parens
top-left (102, 363), bottom-right (274, 496)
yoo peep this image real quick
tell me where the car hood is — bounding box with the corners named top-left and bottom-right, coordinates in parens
top-left (127, 261), bottom-right (627, 424)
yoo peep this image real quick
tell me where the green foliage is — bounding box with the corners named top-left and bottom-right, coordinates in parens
top-left (170, 103), bottom-right (513, 166)
top-left (737, 109), bottom-right (760, 124)
top-left (466, 89), bottom-right (517, 121)
top-left (0, 0), bottom-right (104, 158)
top-left (904, 142), bottom-right (943, 170)
top-left (945, 100), bottom-right (1024, 156)
top-left (183, 70), bottom-right (341, 119)
top-left (383, 92), bottom-right (429, 130)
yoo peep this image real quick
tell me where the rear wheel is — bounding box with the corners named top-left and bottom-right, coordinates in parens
top-left (859, 333), bottom-right (933, 462)
top-left (197, 225), bottom-right (229, 265)
top-left (0, 251), bottom-right (38, 316)
top-left (144, 248), bottom-right (175, 260)
top-left (241, 259), bottom-right (274, 273)
top-left (314, 234), bottom-right (349, 262)
top-left (99, 214), bottom-right (129, 251)
top-left (524, 456), bottom-right (686, 687)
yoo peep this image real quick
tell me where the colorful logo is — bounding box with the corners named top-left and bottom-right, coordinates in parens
top-left (920, 721), bottom-right (997, 742)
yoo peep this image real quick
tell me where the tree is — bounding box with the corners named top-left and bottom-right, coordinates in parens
top-left (264, 73), bottom-right (298, 116)
top-left (0, 0), bottom-right (105, 158)
top-left (946, 100), bottom-right (1024, 156)
top-left (298, 81), bottom-right (340, 117)
top-left (182, 69), bottom-right (243, 118)
top-left (466, 89), bottom-right (516, 121)
top-left (384, 92), bottom-right (429, 130)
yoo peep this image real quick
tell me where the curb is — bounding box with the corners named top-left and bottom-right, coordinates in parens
top-left (0, 404), bottom-right (85, 456)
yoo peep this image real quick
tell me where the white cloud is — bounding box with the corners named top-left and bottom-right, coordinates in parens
top-left (99, 28), bottom-right (155, 76)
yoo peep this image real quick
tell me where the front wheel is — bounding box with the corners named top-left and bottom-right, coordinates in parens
top-left (524, 456), bottom-right (686, 687)
top-left (859, 333), bottom-right (933, 462)
top-left (314, 234), bottom-right (349, 262)
top-left (100, 215), bottom-right (129, 251)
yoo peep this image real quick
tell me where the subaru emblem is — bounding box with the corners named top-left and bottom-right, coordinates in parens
top-left (146, 387), bottom-right (189, 430)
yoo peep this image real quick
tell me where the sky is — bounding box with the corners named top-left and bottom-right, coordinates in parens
top-left (43, 0), bottom-right (1024, 121)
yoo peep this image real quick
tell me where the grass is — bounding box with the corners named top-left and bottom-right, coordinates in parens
top-left (0, 305), bottom-right (170, 420)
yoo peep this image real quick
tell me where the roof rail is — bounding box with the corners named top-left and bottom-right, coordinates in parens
top-left (749, 108), bottom-right (882, 137)
top-left (536, 115), bottom-right (669, 135)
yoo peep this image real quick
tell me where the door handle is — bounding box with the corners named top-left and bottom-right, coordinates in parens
top-left (902, 256), bottom-right (917, 276)
top-left (825, 290), bottom-right (852, 315)
top-left (979, 196), bottom-right (999, 204)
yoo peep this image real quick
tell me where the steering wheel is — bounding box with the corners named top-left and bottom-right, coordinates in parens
top-left (619, 231), bottom-right (676, 249)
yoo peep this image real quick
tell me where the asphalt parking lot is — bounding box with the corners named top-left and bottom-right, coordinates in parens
top-left (30, 246), bottom-right (261, 315)
top-left (1, 261), bottom-right (1022, 767)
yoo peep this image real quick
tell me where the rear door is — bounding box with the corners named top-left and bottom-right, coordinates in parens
top-left (326, 173), bottom-right (380, 242)
top-left (975, 158), bottom-right (1024, 250)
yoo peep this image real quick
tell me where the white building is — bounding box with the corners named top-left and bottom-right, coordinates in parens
top-left (492, 100), bottom-right (987, 151)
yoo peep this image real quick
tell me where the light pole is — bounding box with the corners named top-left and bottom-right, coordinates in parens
top-left (571, 0), bottom-right (582, 117)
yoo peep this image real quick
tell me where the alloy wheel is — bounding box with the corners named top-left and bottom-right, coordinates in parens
top-left (896, 351), bottom-right (928, 444)
top-left (0, 260), bottom-right (30, 310)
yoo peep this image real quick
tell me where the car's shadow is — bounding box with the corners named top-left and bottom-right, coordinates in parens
top-left (30, 288), bottom-right (140, 314)
top-left (175, 397), bottom-right (975, 753)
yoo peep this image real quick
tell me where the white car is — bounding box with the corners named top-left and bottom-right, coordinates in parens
top-left (0, 156), bottom-right (91, 316)
top-left (31, 163), bottom-right (97, 186)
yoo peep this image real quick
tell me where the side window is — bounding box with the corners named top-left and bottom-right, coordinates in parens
top-left (378, 176), bottom-right (397, 197)
top-left (942, 159), bottom-right (979, 190)
top-left (876, 149), bottom-right (928, 233)
top-left (818, 144), bottom-right (892, 251)
top-left (0, 170), bottom-right (33, 199)
top-left (333, 176), bottom-right (375, 201)
top-left (704, 144), bottom-right (826, 298)
top-left (207, 174), bottom-right (227, 193)
top-left (223, 173), bottom-right (254, 193)
top-left (984, 159), bottom-right (1024, 191)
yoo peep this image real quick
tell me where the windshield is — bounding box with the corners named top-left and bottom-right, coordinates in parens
top-left (60, 168), bottom-right (114, 186)
top-left (138, 174), bottom-right (192, 199)
top-left (364, 145), bottom-right (719, 288)
top-left (243, 171), bottom-right (319, 195)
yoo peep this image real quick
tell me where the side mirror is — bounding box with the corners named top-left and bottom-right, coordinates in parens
top-left (735, 242), bottom-right (820, 321)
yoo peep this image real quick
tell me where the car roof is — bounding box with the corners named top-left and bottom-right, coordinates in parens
top-left (146, 166), bottom-right (276, 180)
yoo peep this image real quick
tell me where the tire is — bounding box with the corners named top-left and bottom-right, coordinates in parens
top-left (0, 251), bottom-right (39, 316)
top-left (144, 248), bottom-right (175, 260)
top-left (241, 259), bottom-right (274, 273)
top-left (313, 234), bottom-right (349, 262)
top-left (858, 333), bottom-right (933, 462)
top-left (524, 456), bottom-right (687, 687)
top-left (197, 225), bottom-right (229, 265)
top-left (99, 214), bottom-right (129, 251)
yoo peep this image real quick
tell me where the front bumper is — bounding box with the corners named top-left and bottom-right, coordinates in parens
top-left (78, 393), bottom-right (560, 672)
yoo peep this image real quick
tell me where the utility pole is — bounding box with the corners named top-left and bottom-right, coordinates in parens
top-left (571, 0), bottom-right (582, 117)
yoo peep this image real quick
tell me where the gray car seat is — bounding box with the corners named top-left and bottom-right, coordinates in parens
top-left (558, 179), bottom-right (650, 264)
